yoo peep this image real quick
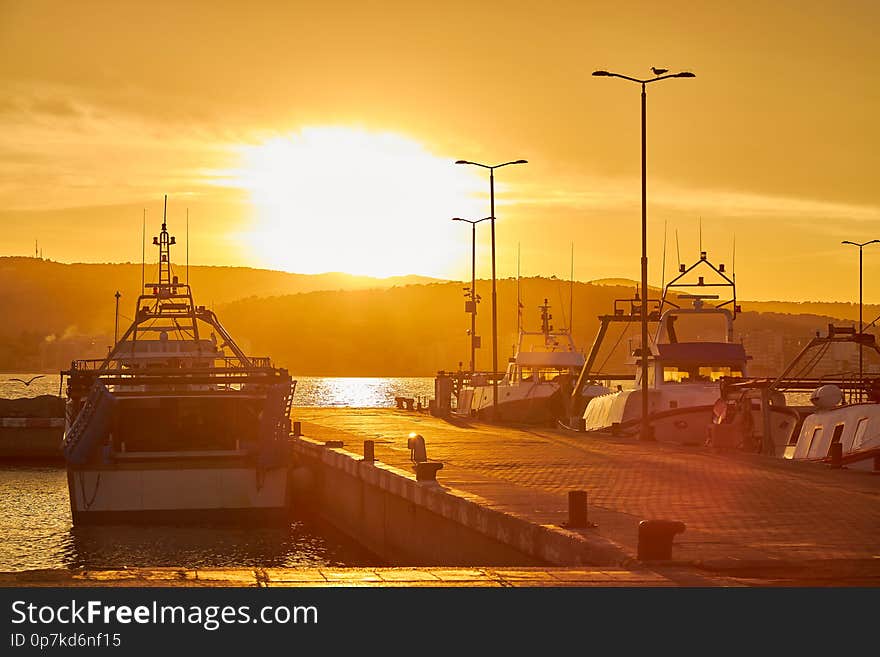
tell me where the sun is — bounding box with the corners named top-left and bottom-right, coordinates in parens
top-left (222, 127), bottom-right (487, 279)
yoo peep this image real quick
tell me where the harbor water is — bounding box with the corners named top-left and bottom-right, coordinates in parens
top-left (0, 374), bottom-right (434, 572)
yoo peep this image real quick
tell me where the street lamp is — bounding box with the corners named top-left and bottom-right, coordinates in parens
top-left (841, 239), bottom-right (879, 396)
top-left (452, 216), bottom-right (491, 375)
top-left (455, 159), bottom-right (528, 421)
top-left (592, 67), bottom-right (695, 441)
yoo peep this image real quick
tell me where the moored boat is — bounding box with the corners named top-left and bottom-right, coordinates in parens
top-left (61, 198), bottom-right (294, 524)
top-left (454, 299), bottom-right (608, 424)
top-left (580, 252), bottom-right (749, 443)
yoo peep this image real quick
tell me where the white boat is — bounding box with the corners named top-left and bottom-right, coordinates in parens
top-left (785, 384), bottom-right (880, 470)
top-left (581, 252), bottom-right (749, 443)
top-left (782, 328), bottom-right (880, 469)
top-left (61, 199), bottom-right (294, 524)
top-left (710, 323), bottom-right (880, 460)
top-left (455, 300), bottom-right (608, 424)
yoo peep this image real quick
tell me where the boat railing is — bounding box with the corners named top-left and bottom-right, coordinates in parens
top-left (68, 355), bottom-right (274, 372)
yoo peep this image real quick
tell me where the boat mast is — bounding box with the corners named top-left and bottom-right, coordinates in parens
top-left (516, 243), bottom-right (522, 336)
top-left (569, 242), bottom-right (574, 333)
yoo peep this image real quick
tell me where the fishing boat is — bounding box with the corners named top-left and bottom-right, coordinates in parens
top-left (61, 198), bottom-right (294, 524)
top-left (715, 323), bottom-right (880, 465)
top-left (578, 252), bottom-right (750, 443)
top-left (454, 299), bottom-right (608, 424)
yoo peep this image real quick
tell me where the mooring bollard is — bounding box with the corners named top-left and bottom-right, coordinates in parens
top-left (363, 439), bottom-right (375, 463)
top-left (567, 490), bottom-right (589, 528)
top-left (292, 421), bottom-right (301, 437)
top-left (407, 432), bottom-right (427, 462)
top-left (323, 440), bottom-right (344, 448)
top-left (829, 442), bottom-right (843, 468)
top-left (414, 461), bottom-right (443, 482)
top-left (637, 519), bottom-right (686, 561)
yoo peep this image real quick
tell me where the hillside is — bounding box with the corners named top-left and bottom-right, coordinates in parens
top-left (1, 258), bottom-right (871, 376)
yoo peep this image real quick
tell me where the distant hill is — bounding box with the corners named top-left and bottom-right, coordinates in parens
top-left (0, 257), bottom-right (872, 376)
top-left (0, 257), bottom-right (441, 369)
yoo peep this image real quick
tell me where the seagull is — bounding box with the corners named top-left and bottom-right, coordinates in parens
top-left (9, 375), bottom-right (45, 386)
top-left (651, 67), bottom-right (669, 75)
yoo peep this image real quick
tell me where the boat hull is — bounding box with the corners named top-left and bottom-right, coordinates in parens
top-left (456, 383), bottom-right (560, 424)
top-left (66, 457), bottom-right (289, 525)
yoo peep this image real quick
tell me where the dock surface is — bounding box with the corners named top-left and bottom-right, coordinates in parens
top-left (296, 407), bottom-right (880, 581)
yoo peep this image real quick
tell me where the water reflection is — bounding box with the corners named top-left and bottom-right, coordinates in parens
top-left (63, 517), bottom-right (379, 570)
top-left (0, 466), bottom-right (379, 571)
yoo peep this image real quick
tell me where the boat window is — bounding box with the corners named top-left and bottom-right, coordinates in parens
top-left (828, 424), bottom-right (845, 456)
top-left (850, 417), bottom-right (870, 451)
top-left (662, 365), bottom-right (743, 383)
top-left (663, 367), bottom-right (689, 383)
top-left (806, 426), bottom-right (822, 455)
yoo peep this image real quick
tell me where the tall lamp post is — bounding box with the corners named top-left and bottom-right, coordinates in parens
top-left (455, 159), bottom-right (528, 421)
top-left (841, 239), bottom-right (879, 396)
top-left (452, 216), bottom-right (491, 375)
top-left (592, 67), bottom-right (694, 441)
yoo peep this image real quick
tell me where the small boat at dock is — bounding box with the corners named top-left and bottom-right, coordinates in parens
top-left (452, 299), bottom-right (608, 424)
top-left (61, 199), bottom-right (294, 524)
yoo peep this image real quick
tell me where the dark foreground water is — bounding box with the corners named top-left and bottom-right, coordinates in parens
top-left (0, 466), bottom-right (380, 572)
top-left (0, 376), bottom-right (436, 572)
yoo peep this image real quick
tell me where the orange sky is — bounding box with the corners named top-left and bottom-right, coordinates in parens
top-left (1, 1), bottom-right (879, 301)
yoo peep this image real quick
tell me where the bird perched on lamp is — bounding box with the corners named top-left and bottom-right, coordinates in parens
top-left (651, 67), bottom-right (669, 75)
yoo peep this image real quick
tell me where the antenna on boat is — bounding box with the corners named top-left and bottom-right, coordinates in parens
top-left (516, 242), bottom-right (522, 335)
top-left (141, 209), bottom-right (146, 290)
top-left (698, 216), bottom-right (702, 256)
top-left (186, 207), bottom-right (190, 284)
top-left (569, 242), bottom-right (574, 332)
top-left (661, 220), bottom-right (668, 291)
top-left (675, 228), bottom-right (681, 270)
top-left (732, 233), bottom-right (736, 285)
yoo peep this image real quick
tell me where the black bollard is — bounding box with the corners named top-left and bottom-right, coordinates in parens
top-left (567, 490), bottom-right (589, 528)
top-left (637, 519), bottom-right (686, 560)
top-left (292, 421), bottom-right (301, 437)
top-left (363, 439), bottom-right (375, 463)
top-left (829, 442), bottom-right (843, 468)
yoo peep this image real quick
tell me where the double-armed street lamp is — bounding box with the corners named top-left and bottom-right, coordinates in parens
top-left (592, 67), bottom-right (695, 441)
top-left (455, 159), bottom-right (528, 421)
top-left (841, 239), bottom-right (879, 394)
top-left (452, 216), bottom-right (492, 375)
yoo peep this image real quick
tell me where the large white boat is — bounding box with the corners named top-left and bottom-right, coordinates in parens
top-left (581, 252), bottom-right (749, 443)
top-left (61, 199), bottom-right (294, 524)
top-left (716, 324), bottom-right (880, 465)
top-left (454, 300), bottom-right (608, 424)
top-left (786, 385), bottom-right (880, 469)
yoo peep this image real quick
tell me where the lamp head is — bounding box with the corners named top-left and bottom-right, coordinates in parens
top-left (512, 159), bottom-right (528, 165)
top-left (592, 70), bottom-right (611, 76)
top-left (675, 71), bottom-right (696, 78)
top-left (455, 160), bottom-right (470, 165)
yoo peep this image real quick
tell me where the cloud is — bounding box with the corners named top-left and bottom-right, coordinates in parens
top-left (508, 176), bottom-right (880, 225)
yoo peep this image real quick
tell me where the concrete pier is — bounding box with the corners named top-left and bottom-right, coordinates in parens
top-left (291, 407), bottom-right (880, 581)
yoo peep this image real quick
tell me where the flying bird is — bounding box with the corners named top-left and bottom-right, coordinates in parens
top-left (651, 67), bottom-right (669, 75)
top-left (8, 375), bottom-right (45, 387)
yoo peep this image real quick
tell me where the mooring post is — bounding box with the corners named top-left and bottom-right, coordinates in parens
top-left (637, 520), bottom-right (686, 561)
top-left (829, 442), bottom-right (843, 468)
top-left (567, 490), bottom-right (589, 528)
top-left (363, 439), bottom-right (375, 463)
top-left (292, 421), bottom-right (301, 437)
